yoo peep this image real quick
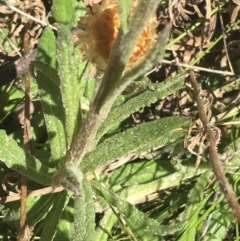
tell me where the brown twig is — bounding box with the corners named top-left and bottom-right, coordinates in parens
top-left (18, 20), bottom-right (34, 241)
top-left (0, 49), bottom-right (38, 87)
top-left (0, 186), bottom-right (64, 204)
top-left (188, 70), bottom-right (240, 223)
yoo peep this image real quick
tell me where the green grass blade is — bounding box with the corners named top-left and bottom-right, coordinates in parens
top-left (2, 195), bottom-right (56, 234)
top-left (27, 196), bottom-right (56, 227)
top-left (177, 170), bottom-right (213, 241)
top-left (53, 198), bottom-right (74, 241)
top-left (95, 209), bottom-right (117, 241)
top-left (200, 204), bottom-right (233, 241)
top-left (116, 163), bottom-right (210, 204)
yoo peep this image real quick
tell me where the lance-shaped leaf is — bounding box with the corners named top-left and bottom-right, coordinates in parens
top-left (0, 130), bottom-right (53, 185)
top-left (53, 197), bottom-right (74, 241)
top-left (40, 192), bottom-right (71, 241)
top-left (97, 76), bottom-right (184, 142)
top-left (27, 195), bottom-right (57, 227)
top-left (35, 28), bottom-right (67, 166)
top-left (37, 27), bottom-right (57, 68)
top-left (109, 158), bottom-right (210, 195)
top-left (57, 24), bottom-right (82, 147)
top-left (92, 182), bottom-right (188, 240)
top-left (81, 116), bottom-right (190, 173)
top-left (116, 0), bottom-right (132, 33)
top-left (72, 178), bottom-right (95, 241)
top-left (52, 162), bottom-right (95, 240)
top-left (31, 61), bottom-right (67, 166)
top-left (119, 164), bottom-right (210, 204)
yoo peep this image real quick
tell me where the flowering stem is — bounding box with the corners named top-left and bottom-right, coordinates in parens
top-left (93, 0), bottom-right (163, 113)
top-left (109, 22), bottom-right (172, 107)
top-left (61, 0), bottom-right (164, 169)
top-left (52, 1), bottom-right (169, 189)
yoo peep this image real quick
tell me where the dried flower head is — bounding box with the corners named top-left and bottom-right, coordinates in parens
top-left (77, 0), bottom-right (158, 71)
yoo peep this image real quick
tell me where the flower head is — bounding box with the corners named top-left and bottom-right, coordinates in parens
top-left (78, 0), bottom-right (158, 71)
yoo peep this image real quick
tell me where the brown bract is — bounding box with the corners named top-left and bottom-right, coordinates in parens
top-left (77, 0), bottom-right (158, 72)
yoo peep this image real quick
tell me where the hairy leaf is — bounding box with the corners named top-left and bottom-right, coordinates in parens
top-left (97, 76), bottom-right (184, 141)
top-left (37, 27), bottom-right (57, 68)
top-left (93, 183), bottom-right (187, 240)
top-left (51, 0), bottom-right (76, 24)
top-left (57, 24), bottom-right (82, 147)
top-left (81, 116), bottom-right (190, 173)
top-left (72, 178), bottom-right (95, 241)
top-left (34, 28), bottom-right (67, 165)
top-left (117, 0), bottom-right (132, 33)
top-left (31, 61), bottom-right (67, 166)
top-left (0, 130), bottom-right (53, 185)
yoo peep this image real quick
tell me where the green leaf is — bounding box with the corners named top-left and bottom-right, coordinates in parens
top-left (37, 27), bottom-right (57, 68)
top-left (53, 198), bottom-right (74, 241)
top-left (95, 209), bottom-right (117, 241)
top-left (27, 195), bottom-right (58, 226)
top-left (72, 179), bottom-right (95, 241)
top-left (109, 159), bottom-right (210, 197)
top-left (31, 61), bottom-right (60, 86)
top-left (70, 1), bottom-right (87, 28)
top-left (40, 192), bottom-right (71, 241)
top-left (117, 0), bottom-right (132, 33)
top-left (81, 116), bottom-right (190, 173)
top-left (119, 163), bottom-right (210, 205)
top-left (97, 76), bottom-right (184, 141)
top-left (83, 65), bottom-right (96, 106)
top-left (93, 183), bottom-right (185, 240)
top-left (199, 203), bottom-right (232, 241)
top-left (57, 24), bottom-right (82, 147)
top-left (109, 159), bottom-right (175, 191)
top-left (33, 27), bottom-right (67, 166)
top-left (2, 195), bottom-right (56, 232)
top-left (178, 170), bottom-right (213, 241)
top-left (51, 0), bottom-right (77, 24)
top-left (31, 61), bottom-right (67, 166)
top-left (0, 130), bottom-right (53, 185)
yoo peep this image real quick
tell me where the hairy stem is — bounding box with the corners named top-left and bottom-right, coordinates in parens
top-left (67, 0), bottom-right (163, 166)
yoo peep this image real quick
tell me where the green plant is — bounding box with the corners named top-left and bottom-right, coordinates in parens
top-left (0, 0), bottom-right (240, 240)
